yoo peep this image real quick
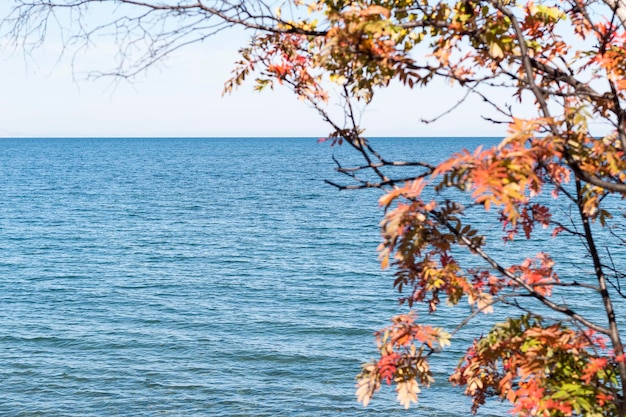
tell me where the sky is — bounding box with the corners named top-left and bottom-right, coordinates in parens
top-left (0, 4), bottom-right (510, 138)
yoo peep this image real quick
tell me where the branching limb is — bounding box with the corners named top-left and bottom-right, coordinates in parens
top-left (433, 208), bottom-right (610, 335)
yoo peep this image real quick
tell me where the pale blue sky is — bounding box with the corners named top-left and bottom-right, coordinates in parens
top-left (0, 5), bottom-right (509, 138)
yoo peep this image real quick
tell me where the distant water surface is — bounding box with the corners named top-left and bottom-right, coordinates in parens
top-left (0, 137), bottom-right (618, 416)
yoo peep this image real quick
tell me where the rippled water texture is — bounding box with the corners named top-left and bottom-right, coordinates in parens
top-left (2, 137), bottom-right (614, 416)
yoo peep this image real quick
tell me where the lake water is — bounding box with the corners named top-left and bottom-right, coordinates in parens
top-left (0, 137), bottom-right (621, 416)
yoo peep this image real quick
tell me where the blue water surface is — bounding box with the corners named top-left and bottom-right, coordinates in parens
top-left (0, 137), bottom-right (619, 416)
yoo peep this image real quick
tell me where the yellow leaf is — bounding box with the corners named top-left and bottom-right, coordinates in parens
top-left (396, 379), bottom-right (420, 409)
top-left (361, 5), bottom-right (392, 18)
top-left (489, 42), bottom-right (504, 59)
top-left (329, 73), bottom-right (347, 84)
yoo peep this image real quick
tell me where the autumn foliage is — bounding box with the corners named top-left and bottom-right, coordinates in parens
top-left (5, 0), bottom-right (626, 415)
top-left (224, 0), bottom-right (626, 414)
